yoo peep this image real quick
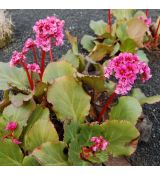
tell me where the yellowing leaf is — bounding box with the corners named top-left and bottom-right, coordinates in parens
top-left (127, 18), bottom-right (148, 47)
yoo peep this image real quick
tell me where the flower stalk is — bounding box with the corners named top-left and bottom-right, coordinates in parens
top-left (32, 47), bottom-right (38, 64)
top-left (49, 49), bottom-right (54, 62)
top-left (40, 49), bottom-right (46, 80)
top-left (98, 92), bottom-right (116, 123)
top-left (21, 62), bottom-right (34, 90)
top-left (153, 19), bottom-right (160, 47)
top-left (108, 9), bottom-right (111, 33)
top-left (146, 9), bottom-right (149, 17)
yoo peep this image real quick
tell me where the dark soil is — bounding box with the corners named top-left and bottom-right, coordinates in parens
top-left (0, 9), bottom-right (160, 166)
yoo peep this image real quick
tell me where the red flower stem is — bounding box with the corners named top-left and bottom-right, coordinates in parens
top-left (49, 49), bottom-right (54, 62)
top-left (146, 9), bottom-right (149, 17)
top-left (32, 47), bottom-right (38, 64)
top-left (21, 62), bottom-right (34, 90)
top-left (108, 9), bottom-right (111, 33)
top-left (97, 92), bottom-right (116, 123)
top-left (40, 49), bottom-right (46, 80)
top-left (153, 19), bottom-right (160, 46)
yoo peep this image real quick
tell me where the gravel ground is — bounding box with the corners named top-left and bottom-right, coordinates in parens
top-left (0, 9), bottom-right (160, 166)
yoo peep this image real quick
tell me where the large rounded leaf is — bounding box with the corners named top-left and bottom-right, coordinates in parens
top-left (111, 9), bottom-right (135, 20)
top-left (47, 76), bottom-right (91, 122)
top-left (110, 96), bottom-right (142, 125)
top-left (126, 18), bottom-right (148, 47)
top-left (101, 120), bottom-right (139, 156)
top-left (76, 72), bottom-right (108, 92)
top-left (0, 139), bottom-right (23, 165)
top-left (42, 60), bottom-right (76, 83)
top-left (3, 100), bottom-right (36, 138)
top-left (131, 88), bottom-right (160, 105)
top-left (0, 62), bottom-right (29, 91)
top-left (22, 155), bottom-right (39, 166)
top-left (89, 43), bottom-right (113, 61)
top-left (24, 107), bottom-right (58, 152)
top-left (81, 35), bottom-right (95, 52)
top-left (32, 142), bottom-right (68, 166)
top-left (89, 20), bottom-right (106, 35)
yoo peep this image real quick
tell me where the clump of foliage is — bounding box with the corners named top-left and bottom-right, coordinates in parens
top-left (0, 10), bottom-right (13, 48)
top-left (0, 11), bottom-right (160, 166)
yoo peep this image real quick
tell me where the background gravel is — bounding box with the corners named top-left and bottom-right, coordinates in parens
top-left (0, 9), bottom-right (160, 166)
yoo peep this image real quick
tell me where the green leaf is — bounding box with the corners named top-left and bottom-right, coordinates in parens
top-left (0, 90), bottom-right (10, 113)
top-left (101, 120), bottom-right (139, 156)
top-left (9, 92), bottom-right (32, 107)
top-left (68, 124), bottom-right (105, 165)
top-left (32, 142), bottom-right (68, 166)
top-left (22, 155), bottom-right (39, 166)
top-left (81, 35), bottom-right (95, 52)
top-left (3, 100), bottom-right (36, 138)
top-left (0, 139), bottom-right (23, 165)
top-left (120, 38), bottom-right (137, 53)
top-left (68, 139), bottom-right (90, 166)
top-left (89, 43), bottom-right (113, 61)
top-left (47, 76), bottom-right (91, 122)
top-left (0, 62), bottom-right (29, 91)
top-left (110, 43), bottom-right (120, 57)
top-left (111, 9), bottom-right (135, 20)
top-left (63, 50), bottom-right (79, 69)
top-left (64, 121), bottom-right (80, 144)
top-left (24, 106), bottom-right (48, 134)
top-left (116, 24), bottom-right (128, 41)
top-left (34, 82), bottom-right (47, 97)
top-left (66, 30), bottom-right (78, 54)
top-left (78, 124), bottom-right (103, 146)
top-left (89, 20), bottom-right (107, 35)
top-left (126, 18), bottom-right (148, 47)
top-left (110, 96), bottom-right (142, 125)
top-left (24, 107), bottom-right (58, 152)
top-left (76, 72), bottom-right (108, 92)
top-left (136, 50), bottom-right (149, 64)
top-left (42, 60), bottom-right (76, 83)
top-left (134, 10), bottom-right (146, 18)
top-left (88, 151), bottom-right (108, 164)
top-left (131, 88), bottom-right (160, 105)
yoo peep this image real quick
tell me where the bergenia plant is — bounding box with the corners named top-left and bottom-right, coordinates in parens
top-left (0, 11), bottom-right (160, 166)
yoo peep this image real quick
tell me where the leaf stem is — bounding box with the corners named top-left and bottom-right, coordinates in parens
top-left (97, 92), bottom-right (116, 123)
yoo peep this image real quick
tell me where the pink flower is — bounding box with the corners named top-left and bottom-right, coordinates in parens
top-left (33, 16), bottom-right (64, 51)
top-left (139, 16), bottom-right (152, 27)
top-left (90, 136), bottom-right (109, 152)
top-left (5, 122), bottom-right (17, 131)
top-left (22, 38), bottom-right (36, 54)
top-left (27, 63), bottom-right (41, 73)
top-left (104, 52), bottom-right (152, 95)
top-left (11, 138), bottom-right (22, 145)
top-left (9, 51), bottom-right (26, 67)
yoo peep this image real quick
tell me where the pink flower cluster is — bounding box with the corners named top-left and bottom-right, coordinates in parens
top-left (80, 136), bottom-right (109, 160)
top-left (90, 136), bottom-right (109, 152)
top-left (27, 63), bottom-right (41, 73)
top-left (5, 122), bottom-right (17, 131)
top-left (4, 122), bottom-right (21, 145)
top-left (33, 16), bottom-right (65, 51)
top-left (104, 52), bottom-right (152, 95)
top-left (9, 51), bottom-right (26, 67)
top-left (139, 16), bottom-right (152, 27)
top-left (22, 38), bottom-right (36, 54)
